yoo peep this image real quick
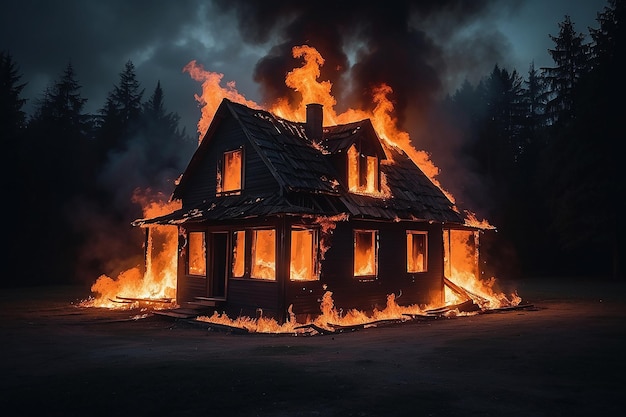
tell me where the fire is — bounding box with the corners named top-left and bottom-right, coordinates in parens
top-left (444, 229), bottom-right (520, 309)
top-left (197, 290), bottom-right (428, 334)
top-left (182, 60), bottom-right (259, 144)
top-left (85, 44), bottom-right (522, 325)
top-left (81, 191), bottom-right (180, 309)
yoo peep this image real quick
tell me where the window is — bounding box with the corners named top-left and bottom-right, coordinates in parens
top-left (187, 231), bottom-right (206, 276)
top-left (251, 229), bottom-right (276, 280)
top-left (218, 148), bottom-right (243, 194)
top-left (354, 230), bottom-right (378, 278)
top-left (290, 227), bottom-right (318, 281)
top-left (347, 144), bottom-right (379, 193)
top-left (231, 230), bottom-right (246, 278)
top-left (407, 231), bottom-right (428, 272)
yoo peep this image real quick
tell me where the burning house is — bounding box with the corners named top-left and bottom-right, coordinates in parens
top-left (133, 97), bottom-right (489, 323)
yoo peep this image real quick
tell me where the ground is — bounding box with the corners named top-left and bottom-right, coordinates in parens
top-left (1, 277), bottom-right (624, 417)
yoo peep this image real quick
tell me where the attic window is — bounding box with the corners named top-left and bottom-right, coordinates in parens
top-left (290, 227), bottom-right (319, 281)
top-left (407, 231), bottom-right (428, 273)
top-left (347, 144), bottom-right (379, 193)
top-left (354, 229), bottom-right (378, 278)
top-left (217, 148), bottom-right (243, 195)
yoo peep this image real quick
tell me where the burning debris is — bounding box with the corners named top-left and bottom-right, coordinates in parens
top-left (186, 285), bottom-right (528, 336)
top-left (82, 44), bottom-right (524, 332)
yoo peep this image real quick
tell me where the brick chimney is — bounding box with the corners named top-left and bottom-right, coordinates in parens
top-left (305, 103), bottom-right (323, 141)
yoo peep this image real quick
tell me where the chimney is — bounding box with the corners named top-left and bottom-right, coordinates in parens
top-left (305, 103), bottom-right (323, 141)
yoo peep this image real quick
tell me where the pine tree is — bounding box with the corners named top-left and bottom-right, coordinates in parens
top-left (0, 51), bottom-right (27, 138)
top-left (541, 16), bottom-right (591, 127)
top-left (522, 62), bottom-right (547, 144)
top-left (475, 64), bottom-right (525, 179)
top-left (139, 81), bottom-right (195, 191)
top-left (24, 61), bottom-right (92, 284)
top-left (97, 60), bottom-right (144, 154)
top-left (1, 51), bottom-right (28, 287)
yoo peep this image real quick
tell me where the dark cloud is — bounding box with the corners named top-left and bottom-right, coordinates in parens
top-left (1, 0), bottom-right (607, 136)
top-left (212, 0), bottom-right (509, 122)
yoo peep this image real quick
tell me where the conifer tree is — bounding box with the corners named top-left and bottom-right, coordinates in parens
top-left (0, 51), bottom-right (27, 138)
top-left (541, 16), bottom-right (590, 126)
top-left (97, 60), bottom-right (144, 154)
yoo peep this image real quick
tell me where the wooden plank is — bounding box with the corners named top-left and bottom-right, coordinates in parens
top-left (188, 300), bottom-right (217, 307)
top-left (153, 310), bottom-right (198, 319)
top-left (116, 296), bottom-right (173, 303)
top-left (194, 296), bottom-right (227, 302)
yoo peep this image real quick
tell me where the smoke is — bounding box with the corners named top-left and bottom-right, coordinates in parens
top-left (71, 128), bottom-right (196, 286)
top-left (212, 0), bottom-right (509, 115)
top-left (211, 0), bottom-right (515, 216)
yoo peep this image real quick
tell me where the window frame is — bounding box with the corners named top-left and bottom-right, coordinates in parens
top-left (347, 143), bottom-right (380, 194)
top-left (289, 226), bottom-right (320, 282)
top-left (250, 228), bottom-right (276, 281)
top-left (217, 147), bottom-right (244, 196)
top-left (186, 231), bottom-right (207, 277)
top-left (406, 230), bottom-right (428, 273)
top-left (353, 229), bottom-right (379, 279)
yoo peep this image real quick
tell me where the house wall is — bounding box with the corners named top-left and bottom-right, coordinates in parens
top-left (176, 216), bottom-right (445, 322)
top-left (311, 219), bottom-right (445, 313)
top-left (176, 217), bottom-right (287, 319)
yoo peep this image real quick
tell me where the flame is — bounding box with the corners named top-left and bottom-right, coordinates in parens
top-left (464, 211), bottom-right (495, 229)
top-left (81, 191), bottom-right (181, 309)
top-left (197, 290), bottom-right (429, 334)
top-left (444, 229), bottom-right (520, 309)
top-left (84, 44), bottom-right (521, 322)
top-left (183, 61), bottom-right (259, 144)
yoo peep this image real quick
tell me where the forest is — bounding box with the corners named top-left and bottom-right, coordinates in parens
top-left (1, 0), bottom-right (623, 287)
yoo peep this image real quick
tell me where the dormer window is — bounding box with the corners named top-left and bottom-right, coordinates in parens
top-left (347, 144), bottom-right (379, 193)
top-left (217, 148), bottom-right (243, 195)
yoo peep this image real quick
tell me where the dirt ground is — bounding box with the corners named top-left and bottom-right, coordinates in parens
top-left (1, 277), bottom-right (624, 417)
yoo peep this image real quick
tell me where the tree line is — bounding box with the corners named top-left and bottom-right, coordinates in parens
top-left (1, 0), bottom-right (623, 287)
top-left (441, 0), bottom-right (624, 280)
top-left (2, 58), bottom-right (196, 287)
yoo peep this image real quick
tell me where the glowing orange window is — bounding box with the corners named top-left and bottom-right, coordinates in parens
top-left (231, 230), bottom-right (246, 278)
top-left (290, 227), bottom-right (318, 281)
top-left (251, 229), bottom-right (276, 280)
top-left (347, 144), bottom-right (378, 193)
top-left (188, 231), bottom-right (206, 276)
top-left (407, 231), bottom-right (428, 273)
top-left (354, 230), bottom-right (378, 278)
top-left (219, 148), bottom-right (243, 194)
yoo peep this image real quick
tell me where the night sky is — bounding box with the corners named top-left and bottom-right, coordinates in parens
top-left (1, 0), bottom-right (608, 138)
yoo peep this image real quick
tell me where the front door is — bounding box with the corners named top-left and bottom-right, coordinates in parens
top-left (208, 232), bottom-right (228, 298)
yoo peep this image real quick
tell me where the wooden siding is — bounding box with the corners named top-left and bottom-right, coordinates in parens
top-left (181, 116), bottom-right (279, 208)
top-left (317, 220), bottom-right (444, 312)
top-left (176, 215), bottom-right (446, 321)
top-left (226, 278), bottom-right (279, 318)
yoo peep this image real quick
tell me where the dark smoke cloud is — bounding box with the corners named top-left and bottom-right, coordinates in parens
top-left (212, 0), bottom-right (508, 125)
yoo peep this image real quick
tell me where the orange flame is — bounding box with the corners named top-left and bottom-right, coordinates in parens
top-left (197, 290), bottom-right (429, 334)
top-left (444, 229), bottom-right (520, 309)
top-left (183, 60), bottom-right (259, 143)
top-left (81, 191), bottom-right (181, 309)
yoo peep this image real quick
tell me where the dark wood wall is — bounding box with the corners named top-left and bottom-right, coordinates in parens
top-left (313, 219), bottom-right (445, 313)
top-left (177, 215), bottom-right (445, 322)
top-left (182, 117), bottom-right (279, 208)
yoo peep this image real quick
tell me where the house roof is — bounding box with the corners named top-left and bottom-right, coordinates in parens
top-left (134, 98), bottom-right (466, 227)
